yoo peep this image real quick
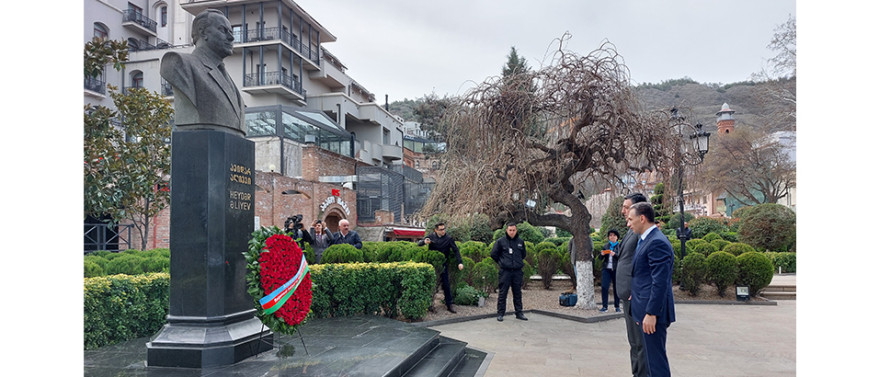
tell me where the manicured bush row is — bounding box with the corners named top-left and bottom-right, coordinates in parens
top-left (84, 273), bottom-right (170, 350)
top-left (308, 262), bottom-right (435, 320)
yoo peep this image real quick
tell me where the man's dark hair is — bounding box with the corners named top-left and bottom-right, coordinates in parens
top-left (625, 192), bottom-right (648, 204)
top-left (434, 222), bottom-right (445, 229)
top-left (630, 202), bottom-right (655, 223)
top-left (505, 221), bottom-right (518, 228)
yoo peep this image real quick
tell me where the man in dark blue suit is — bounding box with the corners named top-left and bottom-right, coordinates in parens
top-left (627, 202), bottom-right (675, 377)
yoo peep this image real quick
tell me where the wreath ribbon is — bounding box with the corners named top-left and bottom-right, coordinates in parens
top-left (259, 254), bottom-right (309, 315)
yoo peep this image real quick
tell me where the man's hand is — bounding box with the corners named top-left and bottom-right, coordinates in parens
top-left (642, 314), bottom-right (657, 334)
top-left (423, 237), bottom-right (431, 245)
top-left (457, 263), bottom-right (464, 270)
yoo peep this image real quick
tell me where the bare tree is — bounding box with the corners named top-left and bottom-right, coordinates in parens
top-left (420, 38), bottom-right (682, 308)
top-left (752, 15), bottom-right (796, 132)
top-left (702, 126), bottom-right (795, 205)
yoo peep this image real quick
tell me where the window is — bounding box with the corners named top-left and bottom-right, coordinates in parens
top-left (383, 128), bottom-right (391, 145)
top-left (93, 23), bottom-right (108, 40)
top-left (131, 71), bottom-right (144, 89)
top-left (160, 6), bottom-right (167, 27)
top-left (128, 3), bottom-right (143, 21)
top-left (232, 25), bottom-right (242, 43)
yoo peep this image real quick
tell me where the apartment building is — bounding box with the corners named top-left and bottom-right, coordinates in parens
top-left (84, 0), bottom-right (413, 249)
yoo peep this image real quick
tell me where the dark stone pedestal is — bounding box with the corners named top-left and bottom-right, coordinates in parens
top-left (147, 129), bottom-right (272, 368)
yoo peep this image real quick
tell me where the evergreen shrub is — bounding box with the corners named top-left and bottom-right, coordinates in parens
top-left (321, 244), bottom-right (364, 264)
top-left (723, 242), bottom-right (756, 256)
top-left (537, 248), bottom-right (559, 289)
top-left (710, 239), bottom-right (731, 251)
top-left (765, 252), bottom-right (797, 273)
top-left (681, 253), bottom-right (707, 296)
top-left (453, 284), bottom-right (482, 306)
top-left (691, 242), bottom-right (719, 257)
top-left (702, 232), bottom-right (722, 242)
top-left (737, 203), bottom-right (796, 251)
top-left (736, 252), bottom-right (775, 297)
top-left (689, 217), bottom-right (729, 239)
top-left (705, 251), bottom-right (738, 297)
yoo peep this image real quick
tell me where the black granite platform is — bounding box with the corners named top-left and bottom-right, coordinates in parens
top-left (84, 315), bottom-right (487, 377)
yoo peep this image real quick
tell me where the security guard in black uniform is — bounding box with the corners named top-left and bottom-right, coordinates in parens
top-left (490, 222), bottom-right (528, 322)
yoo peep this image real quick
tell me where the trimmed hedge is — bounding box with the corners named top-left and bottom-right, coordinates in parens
top-left (321, 243), bottom-right (365, 263)
top-left (308, 262), bottom-right (435, 320)
top-left (84, 273), bottom-right (170, 350)
top-left (537, 248), bottom-right (559, 289)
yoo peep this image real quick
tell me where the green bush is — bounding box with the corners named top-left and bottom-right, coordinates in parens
top-left (689, 217), bottom-right (729, 239)
top-left (521, 260), bottom-right (535, 289)
top-left (702, 232), bottom-right (722, 243)
top-left (535, 241), bottom-right (558, 253)
top-left (309, 262), bottom-right (435, 320)
top-left (765, 252), bottom-right (797, 273)
top-left (737, 203), bottom-right (796, 251)
top-left (666, 212), bottom-right (695, 232)
top-left (706, 251), bottom-right (738, 297)
top-left (681, 253), bottom-right (707, 296)
top-left (556, 247), bottom-right (576, 289)
top-left (451, 257), bottom-right (477, 291)
top-left (691, 242), bottom-right (719, 257)
top-left (685, 238), bottom-right (707, 251)
top-left (736, 252), bottom-right (775, 297)
top-left (555, 228), bottom-right (573, 238)
top-left (453, 284), bottom-right (482, 306)
top-left (710, 239), bottom-right (731, 251)
top-left (322, 244), bottom-right (365, 263)
top-left (472, 258), bottom-right (499, 296)
top-left (544, 237), bottom-right (571, 246)
top-left (84, 260), bottom-right (105, 278)
top-left (104, 254), bottom-right (147, 275)
top-left (537, 248), bottom-right (559, 289)
top-left (720, 231), bottom-right (739, 242)
top-left (723, 242), bottom-right (756, 256)
top-left (600, 196), bottom-right (627, 237)
top-left (360, 241), bottom-right (381, 263)
top-left (459, 241), bottom-right (489, 263)
top-left (84, 273), bottom-right (170, 349)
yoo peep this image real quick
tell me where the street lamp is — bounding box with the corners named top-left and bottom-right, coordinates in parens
top-left (669, 109), bottom-right (711, 266)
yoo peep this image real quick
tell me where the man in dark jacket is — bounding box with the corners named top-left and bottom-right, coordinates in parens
top-left (333, 219), bottom-right (362, 249)
top-left (490, 222), bottom-right (528, 322)
top-left (418, 222), bottom-right (464, 313)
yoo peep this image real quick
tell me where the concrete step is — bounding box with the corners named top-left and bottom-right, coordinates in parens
top-left (761, 291), bottom-right (796, 300)
top-left (764, 284), bottom-right (796, 292)
top-left (403, 336), bottom-right (468, 377)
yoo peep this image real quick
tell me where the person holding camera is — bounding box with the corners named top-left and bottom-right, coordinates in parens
top-left (284, 215), bottom-right (313, 245)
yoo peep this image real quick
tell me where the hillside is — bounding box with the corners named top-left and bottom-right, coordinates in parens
top-left (389, 78), bottom-right (796, 135)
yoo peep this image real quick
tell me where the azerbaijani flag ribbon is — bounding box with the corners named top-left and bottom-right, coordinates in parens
top-left (259, 255), bottom-right (309, 315)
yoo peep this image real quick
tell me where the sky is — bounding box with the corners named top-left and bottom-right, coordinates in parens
top-left (296, 0), bottom-right (796, 102)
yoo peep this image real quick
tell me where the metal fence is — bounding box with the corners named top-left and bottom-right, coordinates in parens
top-left (84, 223), bottom-right (134, 253)
top-left (357, 166), bottom-right (434, 222)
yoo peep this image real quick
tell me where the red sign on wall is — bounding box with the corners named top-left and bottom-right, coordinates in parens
top-left (331, 188), bottom-right (340, 197)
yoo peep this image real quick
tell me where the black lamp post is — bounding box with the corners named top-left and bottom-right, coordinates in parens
top-left (669, 109), bottom-right (711, 265)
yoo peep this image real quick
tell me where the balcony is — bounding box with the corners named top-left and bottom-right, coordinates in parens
top-left (382, 144), bottom-right (403, 161)
top-left (84, 76), bottom-right (106, 95)
top-left (127, 37), bottom-right (172, 52)
top-left (235, 27), bottom-right (320, 70)
top-left (122, 9), bottom-right (157, 37)
top-left (242, 71), bottom-right (306, 101)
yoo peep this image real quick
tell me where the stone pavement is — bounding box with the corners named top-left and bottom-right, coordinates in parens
top-left (429, 275), bottom-right (796, 377)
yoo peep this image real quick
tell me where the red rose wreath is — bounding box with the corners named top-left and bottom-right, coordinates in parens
top-left (245, 227), bottom-right (312, 335)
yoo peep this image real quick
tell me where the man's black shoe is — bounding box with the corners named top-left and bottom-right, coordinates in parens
top-left (515, 313), bottom-right (528, 321)
top-left (497, 314), bottom-right (504, 322)
top-left (447, 304), bottom-right (457, 313)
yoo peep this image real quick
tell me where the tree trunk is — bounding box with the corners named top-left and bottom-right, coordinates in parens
top-left (574, 261), bottom-right (596, 309)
